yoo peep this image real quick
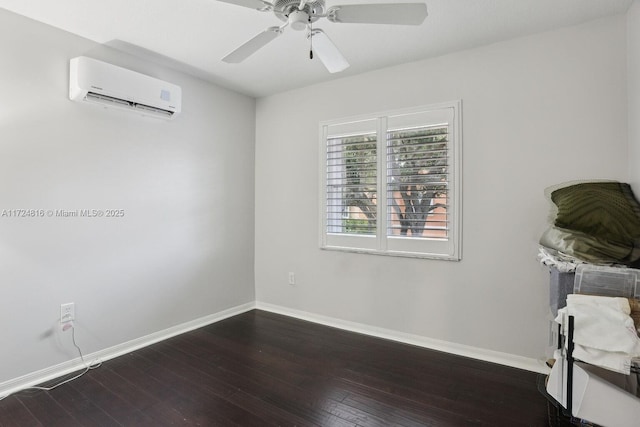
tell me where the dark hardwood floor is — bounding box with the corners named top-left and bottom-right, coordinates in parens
top-left (0, 310), bottom-right (549, 426)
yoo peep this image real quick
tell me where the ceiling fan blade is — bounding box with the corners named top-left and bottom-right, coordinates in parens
top-left (217, 0), bottom-right (272, 11)
top-left (327, 3), bottom-right (428, 25)
top-left (310, 30), bottom-right (349, 73)
top-left (223, 27), bottom-right (282, 63)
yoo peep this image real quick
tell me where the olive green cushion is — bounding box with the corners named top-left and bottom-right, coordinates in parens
top-left (551, 182), bottom-right (640, 245)
top-left (541, 182), bottom-right (640, 263)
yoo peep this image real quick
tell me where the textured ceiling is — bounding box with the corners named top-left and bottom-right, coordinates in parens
top-left (0, 0), bottom-right (633, 97)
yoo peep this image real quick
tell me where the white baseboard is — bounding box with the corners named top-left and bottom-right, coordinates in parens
top-left (0, 302), bottom-right (256, 398)
top-left (255, 301), bottom-right (549, 374)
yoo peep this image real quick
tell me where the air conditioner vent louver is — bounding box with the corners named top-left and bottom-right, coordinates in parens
top-left (70, 56), bottom-right (181, 120)
top-left (85, 92), bottom-right (175, 119)
top-left (86, 92), bottom-right (132, 108)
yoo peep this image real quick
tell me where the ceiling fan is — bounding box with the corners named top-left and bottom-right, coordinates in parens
top-left (218, 0), bottom-right (428, 73)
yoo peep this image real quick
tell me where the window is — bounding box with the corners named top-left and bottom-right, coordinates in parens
top-left (320, 101), bottom-right (461, 260)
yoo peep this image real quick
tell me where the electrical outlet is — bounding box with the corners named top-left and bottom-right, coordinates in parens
top-left (288, 272), bottom-right (295, 286)
top-left (60, 302), bottom-right (75, 324)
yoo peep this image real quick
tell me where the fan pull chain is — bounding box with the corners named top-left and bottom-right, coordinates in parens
top-left (309, 20), bottom-right (313, 60)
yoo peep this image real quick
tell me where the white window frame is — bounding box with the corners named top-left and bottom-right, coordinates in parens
top-left (319, 101), bottom-right (462, 260)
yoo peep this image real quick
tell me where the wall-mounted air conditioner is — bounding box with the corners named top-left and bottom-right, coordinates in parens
top-left (69, 56), bottom-right (182, 120)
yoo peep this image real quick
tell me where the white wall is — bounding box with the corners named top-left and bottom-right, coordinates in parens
top-left (629, 0), bottom-right (640, 193)
top-left (0, 9), bottom-right (256, 386)
top-left (255, 15), bottom-right (629, 361)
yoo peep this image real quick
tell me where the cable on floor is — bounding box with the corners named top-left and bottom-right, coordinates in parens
top-left (0, 321), bottom-right (102, 401)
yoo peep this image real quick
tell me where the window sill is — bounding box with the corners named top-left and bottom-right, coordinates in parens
top-left (320, 245), bottom-right (461, 261)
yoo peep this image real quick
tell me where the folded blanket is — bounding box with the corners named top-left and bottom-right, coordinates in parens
top-left (556, 294), bottom-right (640, 374)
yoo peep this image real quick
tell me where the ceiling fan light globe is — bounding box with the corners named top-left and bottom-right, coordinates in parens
top-left (289, 10), bottom-right (309, 31)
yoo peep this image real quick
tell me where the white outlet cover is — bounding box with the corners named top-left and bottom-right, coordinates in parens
top-left (60, 302), bottom-right (75, 323)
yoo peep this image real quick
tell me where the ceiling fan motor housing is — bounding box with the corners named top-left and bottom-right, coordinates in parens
top-left (273, 0), bottom-right (325, 24)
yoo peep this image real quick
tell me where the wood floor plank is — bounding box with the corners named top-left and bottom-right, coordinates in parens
top-left (0, 396), bottom-right (42, 427)
top-left (155, 340), bottom-right (357, 426)
top-left (106, 355), bottom-right (232, 426)
top-left (0, 310), bottom-right (548, 426)
top-left (223, 390), bottom-right (319, 427)
top-left (341, 390), bottom-right (452, 427)
top-left (16, 393), bottom-right (82, 427)
top-left (68, 372), bottom-right (158, 426)
top-left (46, 381), bottom-right (119, 427)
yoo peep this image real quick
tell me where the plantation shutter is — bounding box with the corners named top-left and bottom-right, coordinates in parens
top-left (320, 102), bottom-right (461, 260)
top-left (326, 132), bottom-right (378, 235)
top-left (386, 124), bottom-right (449, 239)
